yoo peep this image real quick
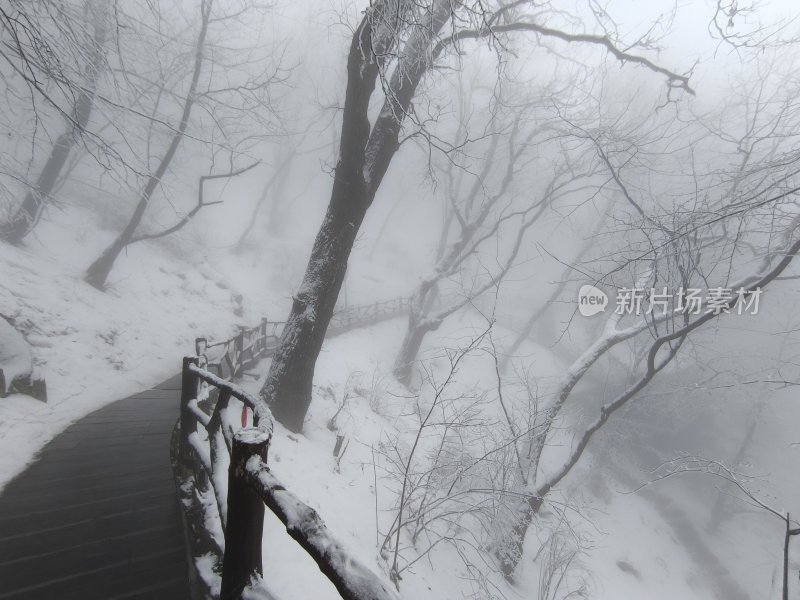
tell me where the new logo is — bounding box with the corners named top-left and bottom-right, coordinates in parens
top-left (578, 285), bottom-right (608, 316)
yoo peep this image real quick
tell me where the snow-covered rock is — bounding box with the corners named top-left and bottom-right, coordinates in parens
top-left (0, 316), bottom-right (36, 398)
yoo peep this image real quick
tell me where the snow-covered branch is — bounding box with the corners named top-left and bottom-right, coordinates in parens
top-left (537, 230), bottom-right (800, 499)
top-left (436, 20), bottom-right (694, 95)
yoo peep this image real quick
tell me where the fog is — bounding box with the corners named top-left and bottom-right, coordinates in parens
top-left (1, 1), bottom-right (799, 599)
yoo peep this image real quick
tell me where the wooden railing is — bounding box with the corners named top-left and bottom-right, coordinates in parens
top-left (329, 297), bottom-right (410, 334)
top-left (200, 318), bottom-right (283, 381)
top-left (176, 301), bottom-right (406, 600)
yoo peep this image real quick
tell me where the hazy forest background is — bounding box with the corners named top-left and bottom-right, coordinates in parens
top-left (1, 1), bottom-right (800, 598)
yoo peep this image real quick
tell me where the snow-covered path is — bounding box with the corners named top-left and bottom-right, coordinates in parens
top-left (0, 373), bottom-right (190, 600)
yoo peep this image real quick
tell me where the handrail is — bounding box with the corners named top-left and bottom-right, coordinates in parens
top-left (234, 434), bottom-right (398, 600)
top-left (188, 362), bottom-right (273, 430)
top-left (197, 318), bottom-right (284, 381)
top-left (177, 298), bottom-right (409, 600)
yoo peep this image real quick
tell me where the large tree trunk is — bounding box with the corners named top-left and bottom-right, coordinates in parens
top-left (494, 495), bottom-right (543, 580)
top-left (84, 0), bottom-right (211, 290)
top-left (260, 194), bottom-right (368, 431)
top-left (261, 0), bottom-right (452, 432)
top-left (259, 11), bottom-right (381, 433)
top-left (2, 0), bottom-right (106, 244)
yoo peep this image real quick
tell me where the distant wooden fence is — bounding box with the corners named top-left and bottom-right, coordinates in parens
top-left (200, 318), bottom-right (283, 381)
top-left (328, 297), bottom-right (410, 334)
top-left (176, 300), bottom-right (406, 600)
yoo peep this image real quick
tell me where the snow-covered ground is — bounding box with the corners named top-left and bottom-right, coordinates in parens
top-left (0, 206), bottom-right (284, 489)
top-left (231, 319), bottom-right (782, 600)
top-left (0, 202), bottom-right (793, 600)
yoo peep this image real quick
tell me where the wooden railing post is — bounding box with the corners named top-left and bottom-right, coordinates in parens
top-left (221, 428), bottom-right (270, 600)
top-left (234, 329), bottom-right (245, 376)
top-left (195, 338), bottom-right (208, 369)
top-left (260, 317), bottom-right (268, 354)
top-left (180, 356), bottom-right (199, 470)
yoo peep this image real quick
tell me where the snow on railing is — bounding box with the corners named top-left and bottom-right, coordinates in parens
top-left (199, 318), bottom-right (283, 381)
top-left (177, 300), bottom-right (408, 600)
top-left (179, 359), bottom-right (274, 534)
top-left (228, 429), bottom-right (399, 600)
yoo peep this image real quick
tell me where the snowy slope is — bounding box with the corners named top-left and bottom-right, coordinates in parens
top-left (0, 201), bottom-right (789, 600)
top-left (0, 206), bottom-right (283, 489)
top-left (229, 319), bottom-right (766, 600)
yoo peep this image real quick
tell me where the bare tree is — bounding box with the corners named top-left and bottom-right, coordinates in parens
top-left (393, 107), bottom-right (597, 386)
top-left (260, 0), bottom-right (693, 433)
top-left (234, 145), bottom-right (297, 253)
top-left (84, 0), bottom-right (280, 289)
top-left (0, 0), bottom-right (108, 241)
top-left (491, 100), bottom-right (800, 576)
top-left (83, 0), bottom-right (213, 288)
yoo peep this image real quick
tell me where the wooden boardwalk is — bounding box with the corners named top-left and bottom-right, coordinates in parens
top-left (0, 300), bottom-right (409, 600)
top-left (0, 373), bottom-right (191, 600)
